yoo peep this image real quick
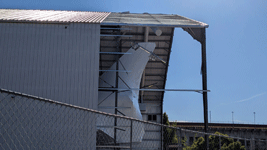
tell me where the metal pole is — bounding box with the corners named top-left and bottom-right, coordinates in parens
top-left (209, 111), bottom-right (211, 123)
top-left (201, 28), bottom-right (209, 150)
top-left (245, 139), bottom-right (247, 149)
top-left (253, 112), bottom-right (255, 124)
top-left (250, 138), bottom-right (253, 150)
top-left (98, 88), bottom-right (210, 92)
top-left (130, 120), bottom-right (133, 150)
top-left (232, 111), bottom-right (234, 124)
top-left (114, 36), bottom-right (120, 148)
top-left (219, 136), bottom-right (221, 150)
top-left (179, 128), bottom-right (182, 149)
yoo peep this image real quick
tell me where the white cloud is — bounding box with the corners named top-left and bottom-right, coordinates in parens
top-left (220, 91), bottom-right (267, 105)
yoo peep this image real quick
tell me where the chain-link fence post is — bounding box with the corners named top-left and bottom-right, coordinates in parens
top-left (219, 135), bottom-right (221, 150)
top-left (250, 138), bottom-right (253, 150)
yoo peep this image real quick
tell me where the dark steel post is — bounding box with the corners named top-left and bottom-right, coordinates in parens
top-left (114, 36), bottom-right (120, 147)
top-left (201, 28), bottom-right (209, 149)
top-left (250, 138), bottom-right (253, 150)
top-left (219, 136), bottom-right (221, 150)
top-left (130, 120), bottom-right (133, 150)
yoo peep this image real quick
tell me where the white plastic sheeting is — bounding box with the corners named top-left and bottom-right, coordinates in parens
top-left (98, 42), bottom-right (156, 143)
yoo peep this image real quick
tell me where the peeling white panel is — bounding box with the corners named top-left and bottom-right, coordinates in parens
top-left (98, 42), bottom-right (156, 143)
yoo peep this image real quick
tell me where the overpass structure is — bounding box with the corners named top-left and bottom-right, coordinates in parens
top-left (171, 122), bottom-right (267, 149)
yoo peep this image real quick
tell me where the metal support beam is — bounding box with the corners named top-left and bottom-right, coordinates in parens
top-left (99, 52), bottom-right (132, 55)
top-left (98, 106), bottom-right (131, 109)
top-left (101, 46), bottom-right (170, 50)
top-left (101, 28), bottom-right (132, 30)
top-left (114, 36), bottom-right (121, 147)
top-left (100, 34), bottom-right (132, 37)
top-left (99, 70), bottom-right (131, 73)
top-left (101, 39), bottom-right (170, 42)
top-left (130, 120), bottom-right (133, 150)
top-left (140, 27), bottom-right (149, 103)
top-left (201, 28), bottom-right (209, 150)
top-left (98, 88), bottom-right (210, 92)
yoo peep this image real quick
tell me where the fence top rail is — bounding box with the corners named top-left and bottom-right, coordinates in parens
top-left (1, 87), bottom-right (266, 142)
top-left (0, 88), bottom-right (176, 128)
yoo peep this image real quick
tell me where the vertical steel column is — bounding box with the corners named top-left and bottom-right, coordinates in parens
top-left (130, 120), bottom-right (133, 150)
top-left (201, 28), bottom-right (209, 150)
top-left (114, 35), bottom-right (120, 148)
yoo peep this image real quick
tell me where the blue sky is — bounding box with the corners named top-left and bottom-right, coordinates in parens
top-left (1, 0), bottom-right (266, 124)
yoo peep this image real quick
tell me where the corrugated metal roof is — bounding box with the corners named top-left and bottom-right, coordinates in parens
top-left (102, 13), bottom-right (208, 28)
top-left (0, 9), bottom-right (110, 23)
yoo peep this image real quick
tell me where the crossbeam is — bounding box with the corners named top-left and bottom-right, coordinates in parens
top-left (98, 88), bottom-right (210, 93)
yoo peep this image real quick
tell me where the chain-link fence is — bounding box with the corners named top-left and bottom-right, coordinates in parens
top-left (1, 88), bottom-right (266, 150)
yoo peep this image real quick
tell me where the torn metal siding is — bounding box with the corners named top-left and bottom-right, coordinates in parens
top-left (0, 9), bottom-right (110, 23)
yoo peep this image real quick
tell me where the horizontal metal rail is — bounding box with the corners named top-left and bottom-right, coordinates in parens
top-left (0, 87), bottom-right (174, 128)
top-left (98, 106), bottom-right (131, 109)
top-left (100, 28), bottom-right (132, 30)
top-left (99, 52), bottom-right (132, 55)
top-left (98, 88), bottom-right (210, 93)
top-left (96, 145), bottom-right (130, 149)
top-left (99, 70), bottom-right (131, 73)
top-left (97, 126), bottom-right (131, 128)
top-left (100, 34), bottom-right (132, 37)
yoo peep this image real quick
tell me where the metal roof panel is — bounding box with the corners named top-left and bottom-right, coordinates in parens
top-left (0, 9), bottom-right (111, 23)
top-left (102, 13), bottom-right (208, 28)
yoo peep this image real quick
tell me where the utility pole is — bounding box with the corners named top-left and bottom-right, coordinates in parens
top-left (232, 111), bottom-right (234, 124)
top-left (209, 111), bottom-right (211, 123)
top-left (254, 112), bottom-right (256, 124)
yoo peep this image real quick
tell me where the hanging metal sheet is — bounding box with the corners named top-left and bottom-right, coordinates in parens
top-left (98, 42), bottom-right (156, 143)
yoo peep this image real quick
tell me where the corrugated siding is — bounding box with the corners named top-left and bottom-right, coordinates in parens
top-left (0, 22), bottom-right (99, 109)
top-left (0, 9), bottom-right (110, 23)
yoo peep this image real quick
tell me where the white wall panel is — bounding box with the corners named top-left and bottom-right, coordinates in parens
top-left (0, 23), bottom-right (99, 109)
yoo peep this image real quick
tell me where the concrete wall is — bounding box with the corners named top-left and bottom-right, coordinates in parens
top-left (0, 22), bottom-right (99, 109)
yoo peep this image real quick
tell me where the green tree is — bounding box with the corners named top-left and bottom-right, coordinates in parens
top-left (184, 136), bottom-right (205, 150)
top-left (163, 112), bottom-right (178, 149)
top-left (171, 127), bottom-right (178, 144)
top-left (163, 112), bottom-right (170, 125)
top-left (183, 132), bottom-right (246, 150)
